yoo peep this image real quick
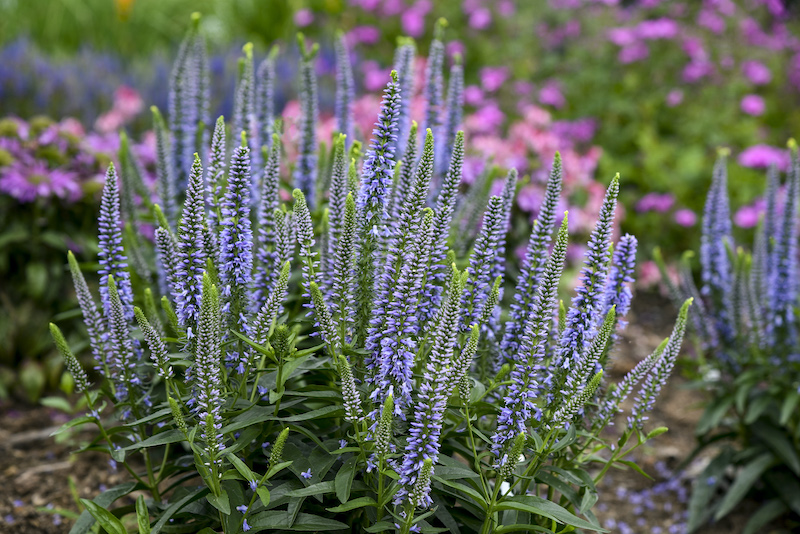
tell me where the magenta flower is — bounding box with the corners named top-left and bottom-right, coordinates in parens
top-left (698, 9), bottom-right (725, 34)
top-left (674, 208), bottom-right (697, 227)
top-left (349, 25), bottom-right (380, 45)
top-left (497, 0), bottom-right (515, 17)
top-left (469, 8), bottom-right (492, 30)
top-left (0, 161), bottom-right (81, 202)
top-left (608, 27), bottom-right (638, 47)
top-left (619, 43), bottom-right (650, 64)
top-left (294, 8), bottom-right (314, 27)
top-left (636, 192), bottom-right (675, 213)
top-left (682, 60), bottom-right (713, 83)
top-left (734, 202), bottom-right (764, 229)
top-left (480, 67), bottom-right (509, 93)
top-left (401, 1), bottom-right (431, 37)
top-left (738, 145), bottom-right (790, 171)
top-left (740, 94), bottom-right (765, 116)
top-left (538, 81), bottom-right (565, 109)
top-left (741, 60), bottom-right (772, 85)
top-left (464, 85), bottom-right (484, 106)
top-left (666, 89), bottom-right (684, 107)
top-left (636, 18), bottom-right (679, 40)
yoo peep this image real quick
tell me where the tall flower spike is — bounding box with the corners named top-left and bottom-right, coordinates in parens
top-left (418, 130), bottom-right (464, 323)
top-left (353, 70), bottom-right (402, 346)
top-left (168, 13), bottom-right (202, 186)
top-left (489, 168), bottom-right (518, 296)
top-left (50, 323), bottom-right (90, 393)
top-left (294, 34), bottom-right (320, 207)
top-left (269, 428), bottom-right (289, 467)
top-left (175, 154), bottom-right (207, 327)
top-left (389, 121), bottom-right (419, 222)
top-left (461, 196), bottom-right (507, 329)
top-left (502, 154), bottom-right (563, 370)
top-left (393, 37), bottom-right (416, 158)
top-left (67, 251), bottom-right (107, 373)
top-left (134, 307), bottom-right (172, 380)
top-left (369, 209), bottom-right (435, 416)
top-left (337, 354), bottom-right (363, 424)
top-left (492, 214), bottom-right (569, 456)
top-left (437, 57), bottom-right (463, 179)
top-left (452, 324), bottom-right (481, 402)
top-left (334, 32), bottom-right (355, 146)
top-left (768, 140), bottom-right (799, 348)
top-left (233, 43), bottom-right (258, 189)
top-left (422, 19), bottom-right (446, 140)
top-left (396, 264), bottom-right (468, 508)
top-left (107, 275), bottom-right (137, 401)
top-left (309, 281), bottom-right (341, 350)
top-left (155, 225), bottom-right (179, 303)
top-left (369, 129), bottom-right (435, 350)
top-left (206, 115), bottom-right (227, 238)
top-left (375, 394), bottom-right (394, 458)
top-left (602, 234), bottom-right (638, 341)
top-left (595, 337), bottom-right (668, 431)
top-left (330, 193), bottom-right (357, 341)
top-left (555, 174), bottom-right (620, 374)
top-left (194, 273), bottom-right (226, 463)
top-left (98, 164), bottom-right (134, 321)
top-left (327, 133), bottom-right (348, 275)
top-left (152, 106), bottom-right (178, 225)
top-left (219, 138), bottom-right (254, 326)
top-left (254, 133), bottom-right (283, 307)
top-left (251, 260), bottom-right (291, 345)
top-left (759, 164), bottom-right (780, 302)
top-left (629, 298), bottom-right (692, 429)
top-left (700, 153), bottom-right (734, 344)
top-left (256, 46), bottom-right (278, 151)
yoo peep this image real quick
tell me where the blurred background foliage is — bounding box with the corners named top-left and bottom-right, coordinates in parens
top-left (1, 0), bottom-right (799, 400)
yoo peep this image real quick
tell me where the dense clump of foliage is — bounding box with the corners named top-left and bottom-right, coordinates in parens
top-left (50, 17), bottom-right (690, 534)
top-left (659, 146), bottom-right (800, 533)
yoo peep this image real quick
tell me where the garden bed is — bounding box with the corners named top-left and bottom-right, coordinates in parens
top-left (0, 292), bottom-right (772, 533)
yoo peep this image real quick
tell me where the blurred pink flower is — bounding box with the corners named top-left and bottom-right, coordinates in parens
top-left (636, 192), bottom-right (675, 213)
top-left (666, 89), bottom-right (684, 107)
top-left (401, 1), bottom-right (431, 37)
top-left (480, 67), bottom-right (509, 92)
top-left (362, 61), bottom-right (392, 92)
top-left (608, 27), bottom-right (638, 46)
top-left (349, 25), bottom-right (380, 45)
top-left (464, 102), bottom-right (505, 134)
top-left (538, 81), bottom-right (565, 109)
top-left (58, 118), bottom-right (85, 138)
top-left (698, 9), bottom-right (725, 34)
top-left (619, 43), bottom-right (649, 64)
top-left (741, 60), bottom-right (771, 85)
top-left (516, 184), bottom-right (542, 212)
top-left (734, 202), bottom-right (764, 228)
top-left (637, 260), bottom-right (664, 289)
top-left (636, 18), bottom-right (679, 40)
top-left (0, 161), bottom-right (81, 202)
top-left (294, 9), bottom-right (314, 27)
top-left (738, 145), bottom-right (790, 171)
top-left (469, 8), bottom-right (492, 30)
top-left (498, 0), bottom-right (516, 17)
top-left (464, 85), bottom-right (484, 106)
top-left (113, 86), bottom-right (143, 117)
top-left (513, 81), bottom-right (534, 97)
top-left (682, 38), bottom-right (707, 60)
top-left (381, 0), bottom-right (404, 15)
top-left (708, 0), bottom-right (736, 16)
top-left (674, 208), bottom-right (697, 227)
top-left (740, 94), bottom-right (765, 115)
top-left (682, 60), bottom-right (713, 83)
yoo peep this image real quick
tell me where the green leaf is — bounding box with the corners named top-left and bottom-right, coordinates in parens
top-left (550, 424), bottom-right (577, 453)
top-left (266, 460), bottom-right (293, 480)
top-left (431, 477), bottom-right (487, 509)
top-left (257, 487), bottom-right (271, 507)
top-left (780, 390), bottom-right (799, 426)
top-left (227, 453), bottom-right (256, 482)
top-left (40, 396), bottom-right (73, 413)
top-left (714, 453), bottom-right (775, 521)
top-left (79, 499), bottom-right (126, 534)
top-left (753, 421), bottom-right (800, 475)
top-left (335, 456), bottom-right (357, 504)
top-left (687, 448), bottom-right (733, 532)
top-left (150, 487), bottom-right (209, 534)
top-left (434, 454), bottom-right (479, 480)
top-left (229, 329), bottom-right (278, 364)
top-left (287, 481), bottom-right (335, 497)
top-left (696, 395), bottom-right (735, 435)
top-left (136, 495), bottom-right (151, 534)
top-left (742, 499), bottom-right (788, 534)
top-left (494, 525), bottom-right (551, 533)
top-left (69, 482), bottom-right (138, 534)
top-left (494, 496), bottom-right (607, 532)
top-left (616, 460), bottom-right (653, 480)
top-left (248, 511), bottom-right (349, 531)
top-left (279, 352), bottom-right (315, 388)
top-left (207, 489), bottom-right (231, 515)
top-left (365, 521), bottom-right (396, 533)
top-left (645, 426), bottom-right (668, 440)
top-left (326, 496), bottom-right (376, 512)
top-left (122, 429), bottom-right (184, 452)
top-left (744, 393), bottom-right (771, 425)
top-left (52, 415), bottom-right (96, 436)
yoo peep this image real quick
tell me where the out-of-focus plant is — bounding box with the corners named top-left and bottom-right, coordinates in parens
top-left (49, 19), bottom-right (691, 533)
top-left (659, 147), bottom-right (800, 533)
top-left (0, 114), bottom-right (150, 401)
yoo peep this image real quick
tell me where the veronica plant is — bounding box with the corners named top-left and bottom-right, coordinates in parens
top-left (50, 17), bottom-right (691, 534)
top-left (657, 145), bottom-right (800, 533)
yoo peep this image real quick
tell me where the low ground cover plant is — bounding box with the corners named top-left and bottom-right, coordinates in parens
top-left (659, 148), bottom-right (800, 533)
top-left (50, 18), bottom-right (690, 533)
